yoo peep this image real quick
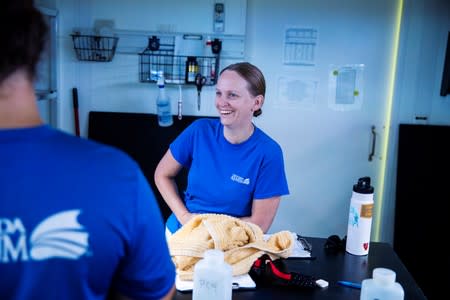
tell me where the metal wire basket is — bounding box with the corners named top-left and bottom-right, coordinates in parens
top-left (138, 35), bottom-right (218, 85)
top-left (71, 34), bottom-right (119, 62)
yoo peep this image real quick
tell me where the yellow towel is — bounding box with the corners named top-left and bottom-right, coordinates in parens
top-left (168, 213), bottom-right (293, 280)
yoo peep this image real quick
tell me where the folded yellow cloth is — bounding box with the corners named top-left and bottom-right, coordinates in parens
top-left (168, 213), bottom-right (293, 280)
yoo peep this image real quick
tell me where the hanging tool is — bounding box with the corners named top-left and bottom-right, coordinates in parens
top-left (72, 87), bottom-right (80, 137)
top-left (178, 85), bottom-right (183, 120)
top-left (195, 73), bottom-right (206, 111)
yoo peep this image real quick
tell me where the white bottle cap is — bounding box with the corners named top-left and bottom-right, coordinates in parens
top-left (157, 71), bottom-right (164, 86)
top-left (373, 268), bottom-right (396, 285)
top-left (204, 249), bottom-right (224, 262)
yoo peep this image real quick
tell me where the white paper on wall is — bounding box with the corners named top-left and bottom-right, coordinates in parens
top-left (283, 27), bottom-right (318, 66)
top-left (328, 64), bottom-right (365, 111)
top-left (275, 76), bottom-right (318, 110)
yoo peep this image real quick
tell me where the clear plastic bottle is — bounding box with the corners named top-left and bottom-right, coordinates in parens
top-left (346, 176), bottom-right (374, 255)
top-left (156, 71), bottom-right (173, 127)
top-left (360, 268), bottom-right (404, 300)
top-left (193, 249), bottom-right (232, 300)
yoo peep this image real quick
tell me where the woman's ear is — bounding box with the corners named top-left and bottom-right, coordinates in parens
top-left (254, 95), bottom-right (264, 110)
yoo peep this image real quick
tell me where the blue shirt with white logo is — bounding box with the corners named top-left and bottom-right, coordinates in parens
top-left (0, 125), bottom-right (175, 300)
top-left (167, 118), bottom-right (290, 233)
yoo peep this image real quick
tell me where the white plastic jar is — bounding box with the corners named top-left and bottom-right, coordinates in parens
top-left (193, 249), bottom-right (232, 300)
top-left (360, 268), bottom-right (405, 300)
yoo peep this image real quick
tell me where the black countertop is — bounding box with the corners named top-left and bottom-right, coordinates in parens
top-left (174, 237), bottom-right (426, 299)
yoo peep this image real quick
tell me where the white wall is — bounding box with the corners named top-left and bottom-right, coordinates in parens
top-left (394, 0), bottom-right (450, 125)
top-left (39, 0), bottom-right (450, 243)
top-left (244, 0), bottom-right (402, 241)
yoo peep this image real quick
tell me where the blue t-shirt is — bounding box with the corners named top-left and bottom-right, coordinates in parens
top-left (0, 125), bottom-right (175, 300)
top-left (167, 118), bottom-right (289, 233)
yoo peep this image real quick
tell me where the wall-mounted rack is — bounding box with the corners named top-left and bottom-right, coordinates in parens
top-left (138, 35), bottom-right (220, 86)
top-left (70, 27), bottom-right (245, 84)
top-left (72, 28), bottom-right (246, 60)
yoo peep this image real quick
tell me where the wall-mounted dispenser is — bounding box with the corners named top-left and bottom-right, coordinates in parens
top-left (213, 3), bottom-right (225, 33)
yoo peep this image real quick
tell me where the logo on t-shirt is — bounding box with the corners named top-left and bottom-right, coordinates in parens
top-left (230, 173), bottom-right (250, 185)
top-left (0, 210), bottom-right (89, 263)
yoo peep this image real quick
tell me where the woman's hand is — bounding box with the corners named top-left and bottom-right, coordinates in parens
top-left (179, 211), bottom-right (198, 225)
top-left (241, 197), bottom-right (281, 233)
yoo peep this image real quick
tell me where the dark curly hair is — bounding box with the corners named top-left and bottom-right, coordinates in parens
top-left (0, 0), bottom-right (49, 83)
top-left (220, 62), bottom-right (266, 117)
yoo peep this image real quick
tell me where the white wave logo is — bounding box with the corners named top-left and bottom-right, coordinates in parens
top-left (30, 210), bottom-right (89, 260)
top-left (0, 210), bottom-right (89, 263)
top-left (230, 174), bottom-right (250, 185)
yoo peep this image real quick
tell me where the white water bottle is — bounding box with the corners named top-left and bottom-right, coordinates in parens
top-left (156, 71), bottom-right (173, 127)
top-left (360, 268), bottom-right (404, 300)
top-left (346, 176), bottom-right (374, 255)
top-left (193, 249), bottom-right (232, 300)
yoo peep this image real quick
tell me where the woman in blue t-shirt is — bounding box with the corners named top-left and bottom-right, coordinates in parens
top-left (155, 62), bottom-right (290, 235)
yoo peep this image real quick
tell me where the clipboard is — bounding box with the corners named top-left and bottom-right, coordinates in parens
top-left (176, 273), bottom-right (256, 292)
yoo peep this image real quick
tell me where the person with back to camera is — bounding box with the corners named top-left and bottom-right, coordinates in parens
top-left (154, 62), bottom-right (290, 237)
top-left (0, 1), bottom-right (175, 299)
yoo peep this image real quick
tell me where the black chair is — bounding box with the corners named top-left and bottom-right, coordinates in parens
top-left (88, 111), bottom-right (214, 221)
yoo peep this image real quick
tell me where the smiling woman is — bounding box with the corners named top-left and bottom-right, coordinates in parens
top-left (154, 62), bottom-right (290, 236)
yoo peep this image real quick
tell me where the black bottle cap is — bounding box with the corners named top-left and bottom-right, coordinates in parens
top-left (353, 176), bottom-right (374, 194)
top-left (211, 38), bottom-right (222, 54)
top-left (148, 36), bottom-right (160, 51)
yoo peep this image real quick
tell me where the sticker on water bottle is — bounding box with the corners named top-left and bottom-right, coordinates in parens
top-left (360, 204), bottom-right (373, 218)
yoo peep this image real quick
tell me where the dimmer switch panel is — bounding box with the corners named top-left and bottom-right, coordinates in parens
top-left (213, 3), bottom-right (225, 32)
